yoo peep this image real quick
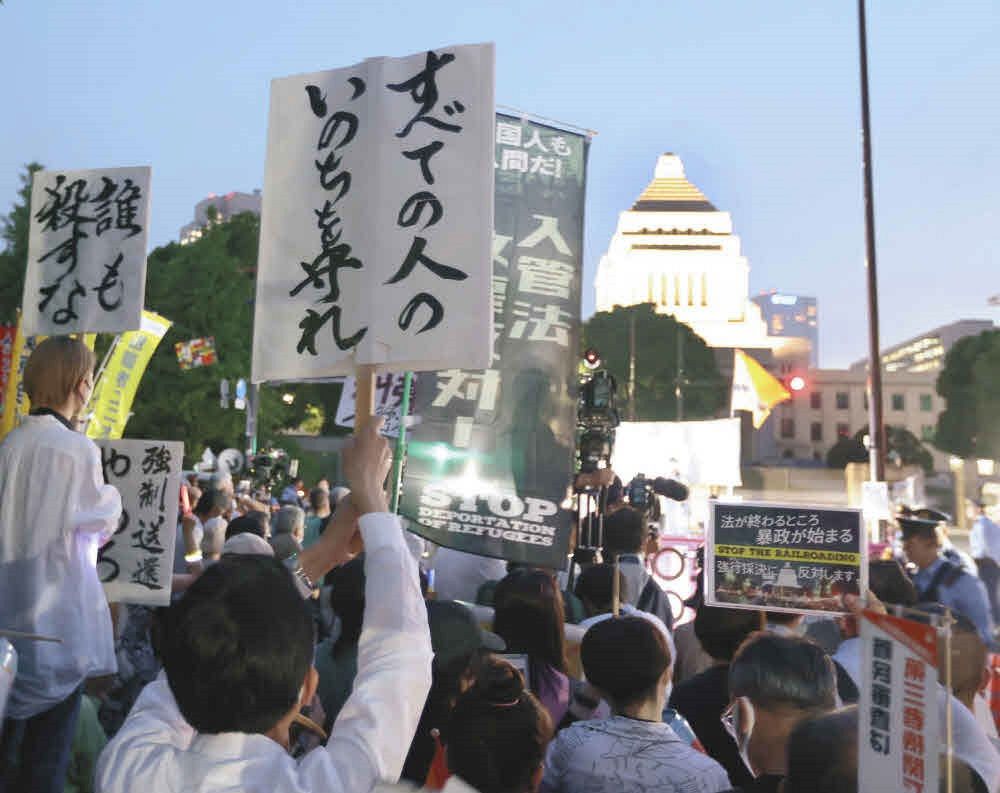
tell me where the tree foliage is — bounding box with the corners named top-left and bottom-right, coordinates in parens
top-left (934, 330), bottom-right (1000, 460)
top-left (582, 303), bottom-right (726, 421)
top-left (128, 213), bottom-right (344, 463)
top-left (0, 162), bottom-right (43, 323)
top-left (826, 425), bottom-right (934, 473)
top-left (0, 164), bottom-right (343, 465)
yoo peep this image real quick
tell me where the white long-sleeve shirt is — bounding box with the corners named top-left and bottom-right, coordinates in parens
top-left (0, 414), bottom-right (122, 718)
top-left (96, 512), bottom-right (433, 793)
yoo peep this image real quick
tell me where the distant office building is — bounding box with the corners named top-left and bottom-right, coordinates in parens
top-left (849, 319), bottom-right (994, 374)
top-left (771, 368), bottom-right (949, 471)
top-left (179, 190), bottom-right (262, 244)
top-left (752, 292), bottom-right (819, 367)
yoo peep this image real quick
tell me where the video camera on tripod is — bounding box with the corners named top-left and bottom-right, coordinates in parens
top-left (625, 473), bottom-right (690, 513)
top-left (577, 348), bottom-right (619, 473)
top-left (246, 448), bottom-right (299, 491)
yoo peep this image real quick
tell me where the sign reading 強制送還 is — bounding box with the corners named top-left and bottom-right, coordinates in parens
top-left (22, 167), bottom-right (151, 336)
top-left (399, 114), bottom-right (589, 569)
top-left (252, 44), bottom-right (495, 383)
top-left (96, 439), bottom-right (183, 607)
top-left (705, 501), bottom-right (865, 615)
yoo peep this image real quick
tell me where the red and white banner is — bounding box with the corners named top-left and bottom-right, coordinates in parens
top-left (859, 609), bottom-right (939, 793)
top-left (0, 325), bottom-right (15, 423)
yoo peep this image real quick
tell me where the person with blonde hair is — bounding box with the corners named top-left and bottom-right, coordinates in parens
top-left (0, 336), bottom-right (122, 793)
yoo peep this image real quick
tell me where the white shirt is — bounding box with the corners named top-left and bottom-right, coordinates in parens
top-left (0, 414), bottom-right (122, 718)
top-left (96, 512), bottom-right (433, 793)
top-left (972, 515), bottom-right (1000, 561)
top-left (430, 546), bottom-right (507, 603)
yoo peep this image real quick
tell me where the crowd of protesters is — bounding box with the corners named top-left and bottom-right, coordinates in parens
top-left (4, 338), bottom-right (1000, 793)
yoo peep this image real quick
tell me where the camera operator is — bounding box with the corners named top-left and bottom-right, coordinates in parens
top-left (602, 506), bottom-right (674, 630)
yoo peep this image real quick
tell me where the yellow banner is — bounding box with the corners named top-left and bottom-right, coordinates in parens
top-left (714, 543), bottom-right (861, 565)
top-left (86, 311), bottom-right (171, 440)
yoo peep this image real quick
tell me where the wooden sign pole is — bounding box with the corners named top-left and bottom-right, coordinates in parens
top-left (354, 364), bottom-right (377, 432)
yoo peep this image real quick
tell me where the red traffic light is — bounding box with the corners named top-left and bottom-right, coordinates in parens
top-left (583, 348), bottom-right (602, 369)
top-left (788, 375), bottom-right (807, 392)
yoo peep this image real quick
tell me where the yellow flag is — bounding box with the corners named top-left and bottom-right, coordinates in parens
top-left (86, 311), bottom-right (171, 440)
top-left (730, 349), bottom-right (791, 429)
top-left (0, 312), bottom-right (45, 440)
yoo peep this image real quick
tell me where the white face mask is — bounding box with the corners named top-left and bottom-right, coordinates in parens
top-left (722, 696), bottom-right (757, 779)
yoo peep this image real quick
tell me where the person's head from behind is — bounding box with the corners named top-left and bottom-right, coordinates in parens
top-left (23, 336), bottom-right (95, 419)
top-left (226, 510), bottom-right (270, 541)
top-left (869, 559), bottom-right (918, 608)
top-left (926, 611), bottom-right (988, 711)
top-left (493, 569), bottom-right (567, 674)
top-left (309, 487), bottom-right (330, 516)
top-left (783, 706), bottom-right (858, 793)
top-left (269, 532), bottom-right (301, 562)
top-left (728, 633), bottom-right (836, 778)
top-left (162, 554), bottom-right (315, 745)
top-left (445, 657), bottom-right (552, 793)
top-left (573, 563), bottom-right (624, 618)
top-left (693, 605), bottom-right (761, 663)
top-left (581, 616), bottom-right (672, 716)
top-left (274, 504), bottom-right (306, 542)
top-left (601, 507), bottom-right (645, 558)
top-left (194, 488), bottom-right (229, 521)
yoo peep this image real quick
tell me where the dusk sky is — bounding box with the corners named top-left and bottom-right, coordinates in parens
top-left (2, 0), bottom-right (996, 367)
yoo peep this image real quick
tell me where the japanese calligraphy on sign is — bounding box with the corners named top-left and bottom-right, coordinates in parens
top-left (86, 311), bottom-right (172, 440)
top-left (334, 373), bottom-right (414, 438)
top-left (400, 114), bottom-right (589, 568)
top-left (858, 609), bottom-right (939, 792)
top-left (252, 44), bottom-right (494, 383)
top-left (95, 439), bottom-right (183, 606)
top-left (22, 167), bottom-right (150, 336)
top-left (706, 501), bottom-right (865, 615)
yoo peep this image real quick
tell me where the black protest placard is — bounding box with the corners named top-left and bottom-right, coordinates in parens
top-left (398, 114), bottom-right (589, 569)
top-left (705, 501), bottom-right (865, 615)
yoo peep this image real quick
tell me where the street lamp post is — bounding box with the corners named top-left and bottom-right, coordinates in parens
top-left (857, 0), bottom-right (887, 483)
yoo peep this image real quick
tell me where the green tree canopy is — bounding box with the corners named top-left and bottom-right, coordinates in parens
top-left (128, 212), bottom-right (345, 463)
top-left (826, 425), bottom-right (934, 473)
top-left (0, 162), bottom-right (43, 323)
top-left (0, 164), bottom-right (347, 468)
top-left (935, 330), bottom-right (1000, 460)
top-left (582, 303), bottom-right (726, 421)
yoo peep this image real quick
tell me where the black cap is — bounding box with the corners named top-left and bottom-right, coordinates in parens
top-left (427, 600), bottom-right (505, 665)
top-left (897, 506), bottom-right (948, 539)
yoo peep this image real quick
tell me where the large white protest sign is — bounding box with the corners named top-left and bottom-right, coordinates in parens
top-left (335, 373), bottom-right (413, 437)
top-left (22, 167), bottom-right (151, 336)
top-left (252, 44), bottom-right (494, 383)
top-left (858, 609), bottom-right (939, 793)
top-left (95, 439), bottom-right (183, 606)
top-left (613, 419), bottom-right (742, 487)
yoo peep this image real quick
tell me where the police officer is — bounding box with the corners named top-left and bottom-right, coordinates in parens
top-left (901, 508), bottom-right (995, 647)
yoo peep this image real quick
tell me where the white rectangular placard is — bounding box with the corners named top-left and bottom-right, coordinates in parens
top-left (335, 373), bottom-right (413, 437)
top-left (858, 610), bottom-right (939, 793)
top-left (252, 44), bottom-right (494, 382)
top-left (23, 167), bottom-right (151, 335)
top-left (96, 439), bottom-right (183, 606)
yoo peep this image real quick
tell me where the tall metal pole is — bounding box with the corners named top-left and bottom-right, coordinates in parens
top-left (858, 0), bottom-right (886, 482)
top-left (676, 330), bottom-right (685, 422)
top-left (628, 311), bottom-right (637, 421)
